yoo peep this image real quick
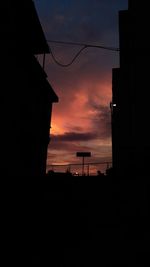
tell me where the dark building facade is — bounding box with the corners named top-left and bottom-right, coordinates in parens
top-left (1, 1), bottom-right (58, 176)
top-left (112, 0), bottom-right (150, 176)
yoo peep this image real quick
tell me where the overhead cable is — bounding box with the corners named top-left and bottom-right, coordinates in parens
top-left (47, 39), bottom-right (119, 51)
top-left (49, 45), bottom-right (87, 67)
top-left (47, 39), bottom-right (119, 67)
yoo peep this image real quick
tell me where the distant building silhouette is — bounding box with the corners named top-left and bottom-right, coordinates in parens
top-left (112, 0), bottom-right (150, 176)
top-left (1, 1), bottom-right (58, 176)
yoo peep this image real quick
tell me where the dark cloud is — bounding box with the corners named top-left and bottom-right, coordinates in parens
top-left (51, 131), bottom-right (98, 142)
top-left (48, 139), bottom-right (93, 153)
top-left (35, 0), bottom-right (127, 45)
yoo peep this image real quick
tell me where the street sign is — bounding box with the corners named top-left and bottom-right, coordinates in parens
top-left (76, 152), bottom-right (91, 157)
top-left (76, 152), bottom-right (91, 176)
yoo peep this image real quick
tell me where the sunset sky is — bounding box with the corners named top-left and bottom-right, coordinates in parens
top-left (35, 0), bottom-right (127, 172)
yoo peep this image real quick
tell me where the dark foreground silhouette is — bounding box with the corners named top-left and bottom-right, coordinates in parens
top-left (1, 173), bottom-right (149, 265)
top-left (30, 174), bottom-right (149, 266)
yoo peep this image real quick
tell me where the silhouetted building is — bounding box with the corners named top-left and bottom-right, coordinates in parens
top-left (112, 0), bottom-right (150, 176)
top-left (1, 1), bottom-right (58, 176)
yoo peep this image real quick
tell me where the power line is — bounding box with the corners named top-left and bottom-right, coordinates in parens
top-left (49, 45), bottom-right (87, 67)
top-left (47, 39), bottom-right (119, 51)
top-left (47, 39), bottom-right (119, 67)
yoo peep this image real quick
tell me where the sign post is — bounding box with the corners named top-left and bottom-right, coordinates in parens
top-left (76, 152), bottom-right (91, 176)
